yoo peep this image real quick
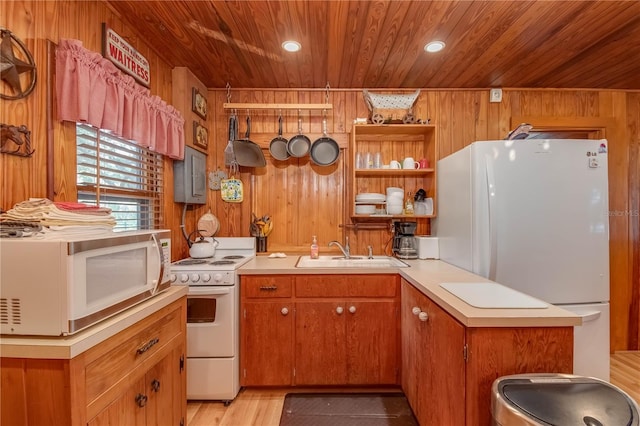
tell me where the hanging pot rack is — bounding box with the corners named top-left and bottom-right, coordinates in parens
top-left (223, 102), bottom-right (332, 110)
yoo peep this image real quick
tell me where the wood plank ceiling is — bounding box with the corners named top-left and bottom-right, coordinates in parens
top-left (105, 0), bottom-right (640, 90)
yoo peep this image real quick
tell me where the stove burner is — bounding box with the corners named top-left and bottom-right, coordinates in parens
top-left (223, 255), bottom-right (245, 260)
top-left (176, 259), bottom-right (208, 265)
top-left (210, 260), bottom-right (236, 266)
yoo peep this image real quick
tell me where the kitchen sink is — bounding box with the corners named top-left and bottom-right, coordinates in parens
top-left (295, 255), bottom-right (409, 268)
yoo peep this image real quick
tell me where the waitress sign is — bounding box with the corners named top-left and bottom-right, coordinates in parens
top-left (102, 24), bottom-right (150, 87)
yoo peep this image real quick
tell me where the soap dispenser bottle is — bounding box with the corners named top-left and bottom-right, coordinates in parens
top-left (310, 235), bottom-right (319, 259)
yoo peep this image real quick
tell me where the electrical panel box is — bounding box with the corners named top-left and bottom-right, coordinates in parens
top-left (174, 146), bottom-right (207, 204)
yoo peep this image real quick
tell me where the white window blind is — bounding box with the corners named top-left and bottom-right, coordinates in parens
top-left (76, 123), bottom-right (164, 231)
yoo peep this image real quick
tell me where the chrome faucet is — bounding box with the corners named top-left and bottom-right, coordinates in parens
top-left (367, 245), bottom-right (374, 259)
top-left (328, 236), bottom-right (350, 259)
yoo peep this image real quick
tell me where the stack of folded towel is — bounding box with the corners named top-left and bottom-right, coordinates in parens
top-left (0, 198), bottom-right (116, 235)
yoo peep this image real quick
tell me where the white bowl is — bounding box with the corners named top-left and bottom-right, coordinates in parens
top-left (386, 205), bottom-right (403, 215)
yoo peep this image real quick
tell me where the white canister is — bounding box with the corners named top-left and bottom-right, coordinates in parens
top-left (415, 236), bottom-right (439, 259)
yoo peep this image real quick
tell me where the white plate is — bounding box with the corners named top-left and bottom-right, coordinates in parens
top-left (355, 196), bottom-right (386, 203)
top-left (355, 205), bottom-right (376, 214)
top-left (356, 192), bottom-right (384, 199)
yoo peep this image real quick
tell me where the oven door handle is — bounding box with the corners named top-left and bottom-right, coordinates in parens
top-left (188, 286), bottom-right (232, 296)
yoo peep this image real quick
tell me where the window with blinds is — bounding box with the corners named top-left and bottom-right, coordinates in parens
top-left (76, 123), bottom-right (164, 231)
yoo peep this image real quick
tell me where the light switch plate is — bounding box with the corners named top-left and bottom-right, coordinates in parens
top-left (490, 88), bottom-right (502, 103)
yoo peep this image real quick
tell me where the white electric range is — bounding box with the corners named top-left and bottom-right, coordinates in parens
top-left (170, 237), bottom-right (255, 404)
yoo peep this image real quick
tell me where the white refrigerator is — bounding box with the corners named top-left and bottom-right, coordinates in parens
top-left (434, 139), bottom-right (610, 380)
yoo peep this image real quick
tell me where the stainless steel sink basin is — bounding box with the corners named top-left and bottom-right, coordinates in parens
top-left (295, 255), bottom-right (409, 268)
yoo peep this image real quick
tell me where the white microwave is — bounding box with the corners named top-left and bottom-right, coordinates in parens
top-left (0, 230), bottom-right (171, 336)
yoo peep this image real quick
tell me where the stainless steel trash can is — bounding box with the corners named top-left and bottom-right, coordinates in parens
top-left (491, 373), bottom-right (639, 426)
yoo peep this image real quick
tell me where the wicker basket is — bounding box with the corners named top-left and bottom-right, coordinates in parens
top-left (363, 89), bottom-right (420, 124)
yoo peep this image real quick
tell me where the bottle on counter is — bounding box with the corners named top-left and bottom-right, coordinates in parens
top-left (310, 235), bottom-right (319, 259)
top-left (404, 192), bottom-right (414, 215)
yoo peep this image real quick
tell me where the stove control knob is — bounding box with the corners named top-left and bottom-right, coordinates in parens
top-left (202, 273), bottom-right (212, 282)
top-left (213, 273), bottom-right (224, 283)
top-left (179, 274), bottom-right (189, 283)
top-left (190, 274), bottom-right (200, 283)
top-left (170, 274), bottom-right (177, 283)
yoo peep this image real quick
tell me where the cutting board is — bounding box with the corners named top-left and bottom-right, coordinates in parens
top-left (439, 282), bottom-right (548, 309)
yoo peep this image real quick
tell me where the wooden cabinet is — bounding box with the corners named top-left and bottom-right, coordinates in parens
top-left (240, 274), bottom-right (400, 387)
top-left (240, 275), bottom-right (294, 386)
top-left (295, 274), bottom-right (399, 386)
top-left (401, 280), bottom-right (574, 426)
top-left (88, 346), bottom-right (184, 426)
top-left (1, 296), bottom-right (187, 426)
top-left (350, 124), bottom-right (437, 224)
top-left (402, 279), bottom-right (465, 425)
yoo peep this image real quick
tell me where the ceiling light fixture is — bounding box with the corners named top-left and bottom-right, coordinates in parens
top-left (282, 40), bottom-right (301, 52)
top-left (424, 41), bottom-right (445, 53)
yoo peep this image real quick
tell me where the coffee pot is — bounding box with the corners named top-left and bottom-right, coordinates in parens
top-left (392, 221), bottom-right (418, 259)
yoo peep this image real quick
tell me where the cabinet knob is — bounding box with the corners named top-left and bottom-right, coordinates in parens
top-left (281, 307), bottom-right (289, 316)
top-left (336, 306), bottom-right (344, 314)
top-left (151, 379), bottom-right (160, 392)
top-left (412, 306), bottom-right (421, 315)
top-left (418, 311), bottom-right (429, 322)
top-left (349, 306), bottom-right (356, 314)
top-left (135, 393), bottom-right (148, 407)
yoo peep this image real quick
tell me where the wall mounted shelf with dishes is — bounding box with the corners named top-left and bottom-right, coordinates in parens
top-left (350, 124), bottom-right (437, 226)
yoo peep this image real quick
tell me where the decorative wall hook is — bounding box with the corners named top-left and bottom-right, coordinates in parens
top-left (1, 124), bottom-right (34, 157)
top-left (0, 28), bottom-right (37, 100)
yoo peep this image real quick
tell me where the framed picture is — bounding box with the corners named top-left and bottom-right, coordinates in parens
top-left (193, 121), bottom-right (208, 149)
top-left (192, 87), bottom-right (207, 119)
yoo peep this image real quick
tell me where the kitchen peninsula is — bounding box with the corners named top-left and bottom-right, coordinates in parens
top-left (237, 257), bottom-right (579, 425)
top-left (1, 286), bottom-right (188, 426)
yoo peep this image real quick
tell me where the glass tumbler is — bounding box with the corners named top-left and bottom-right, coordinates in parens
top-left (373, 152), bottom-right (382, 168)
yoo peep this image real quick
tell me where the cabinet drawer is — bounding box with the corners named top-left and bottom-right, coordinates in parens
top-left (84, 303), bottom-right (183, 404)
top-left (296, 275), bottom-right (398, 298)
top-left (242, 276), bottom-right (293, 298)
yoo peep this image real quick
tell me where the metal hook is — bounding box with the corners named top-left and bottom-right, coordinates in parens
top-left (226, 82), bottom-right (232, 103)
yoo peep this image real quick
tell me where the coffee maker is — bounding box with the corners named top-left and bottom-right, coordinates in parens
top-left (392, 221), bottom-right (418, 259)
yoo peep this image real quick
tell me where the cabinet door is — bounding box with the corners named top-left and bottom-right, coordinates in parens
top-left (401, 283), bottom-right (422, 412)
top-left (87, 377), bottom-right (146, 426)
top-left (295, 301), bottom-right (347, 385)
top-left (146, 348), bottom-right (184, 426)
top-left (241, 301), bottom-right (294, 386)
top-left (346, 300), bottom-right (398, 385)
top-left (401, 281), bottom-right (465, 426)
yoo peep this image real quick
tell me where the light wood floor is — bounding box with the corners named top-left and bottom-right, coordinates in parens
top-left (187, 352), bottom-right (640, 425)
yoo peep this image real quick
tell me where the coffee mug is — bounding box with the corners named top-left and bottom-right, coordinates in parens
top-left (419, 158), bottom-right (429, 169)
top-left (402, 157), bottom-right (419, 169)
top-left (389, 160), bottom-right (401, 169)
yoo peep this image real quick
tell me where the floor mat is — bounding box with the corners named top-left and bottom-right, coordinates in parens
top-left (279, 393), bottom-right (419, 426)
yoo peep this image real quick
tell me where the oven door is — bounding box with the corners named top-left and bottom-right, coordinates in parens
top-left (186, 285), bottom-right (236, 358)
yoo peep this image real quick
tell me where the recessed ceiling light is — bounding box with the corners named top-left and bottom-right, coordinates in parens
top-left (424, 41), bottom-right (445, 53)
top-left (282, 40), bottom-right (301, 52)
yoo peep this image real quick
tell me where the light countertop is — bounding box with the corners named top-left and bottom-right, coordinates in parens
top-left (239, 256), bottom-right (581, 328)
top-left (0, 285), bottom-right (188, 359)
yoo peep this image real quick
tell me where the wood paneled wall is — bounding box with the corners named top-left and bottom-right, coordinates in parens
top-left (1, 1), bottom-right (637, 352)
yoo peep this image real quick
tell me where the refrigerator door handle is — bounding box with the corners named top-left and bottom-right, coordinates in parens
top-left (578, 310), bottom-right (602, 323)
top-left (485, 154), bottom-right (498, 281)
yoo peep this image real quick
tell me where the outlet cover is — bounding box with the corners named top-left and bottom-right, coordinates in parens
top-left (490, 88), bottom-right (502, 103)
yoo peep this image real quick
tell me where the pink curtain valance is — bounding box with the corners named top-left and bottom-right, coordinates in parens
top-left (55, 38), bottom-right (185, 160)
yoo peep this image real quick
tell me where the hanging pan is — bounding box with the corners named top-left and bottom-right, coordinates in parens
top-left (233, 116), bottom-right (266, 167)
top-left (269, 114), bottom-right (290, 161)
top-left (310, 117), bottom-right (340, 166)
top-left (287, 116), bottom-right (311, 157)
